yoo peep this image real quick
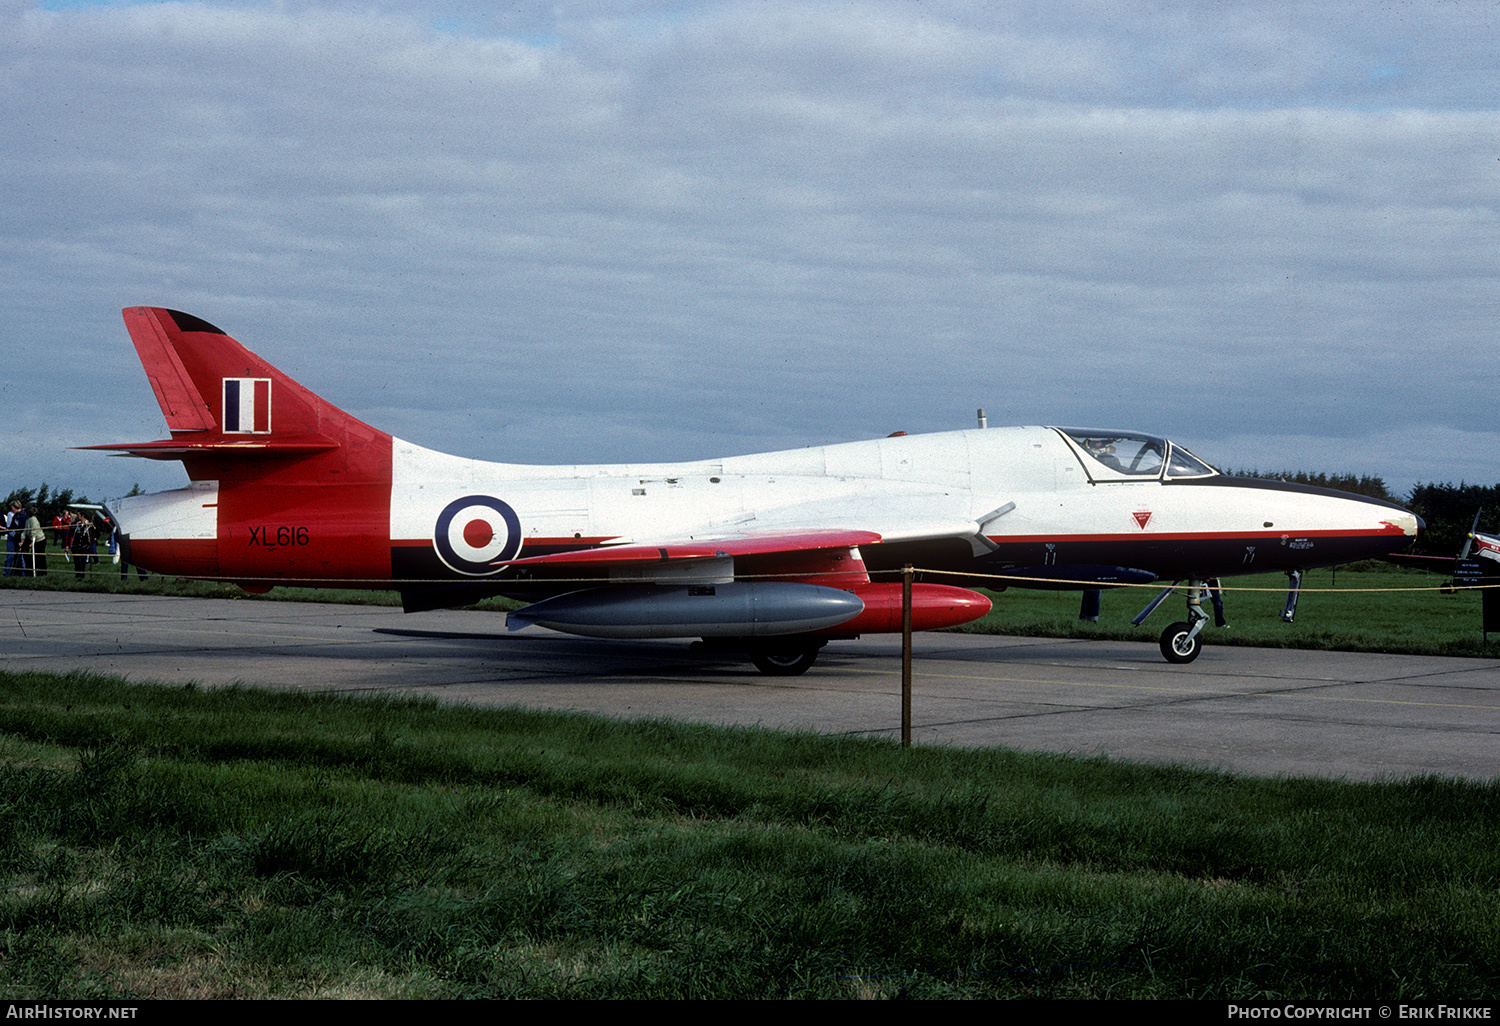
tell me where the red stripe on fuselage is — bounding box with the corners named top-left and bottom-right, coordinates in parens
top-left (983, 526), bottom-right (1407, 545)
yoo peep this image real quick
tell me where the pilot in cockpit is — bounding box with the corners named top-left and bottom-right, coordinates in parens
top-left (1082, 438), bottom-right (1124, 470)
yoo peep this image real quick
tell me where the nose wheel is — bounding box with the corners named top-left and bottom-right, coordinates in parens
top-left (1137, 578), bottom-right (1216, 663)
top-left (1159, 620), bottom-right (1203, 663)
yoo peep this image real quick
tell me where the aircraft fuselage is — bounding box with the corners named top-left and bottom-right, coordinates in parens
top-left (91, 307), bottom-right (1419, 670)
top-left (114, 425), bottom-right (1416, 591)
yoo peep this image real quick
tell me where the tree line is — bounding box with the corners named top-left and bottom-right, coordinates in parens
top-left (3, 483), bottom-right (144, 530)
top-left (1230, 469), bottom-right (1401, 504)
top-left (4, 483), bottom-right (88, 523)
top-left (1405, 482), bottom-right (1500, 558)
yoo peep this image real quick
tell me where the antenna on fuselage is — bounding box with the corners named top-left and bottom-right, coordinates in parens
top-left (976, 408), bottom-right (988, 429)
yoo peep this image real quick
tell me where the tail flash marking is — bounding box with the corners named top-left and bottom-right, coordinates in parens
top-left (223, 378), bottom-right (272, 434)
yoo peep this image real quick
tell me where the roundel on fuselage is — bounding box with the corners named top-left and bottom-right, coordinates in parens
top-left (433, 495), bottom-right (522, 575)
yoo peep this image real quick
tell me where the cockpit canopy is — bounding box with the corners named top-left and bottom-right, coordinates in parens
top-left (1055, 428), bottom-right (1218, 483)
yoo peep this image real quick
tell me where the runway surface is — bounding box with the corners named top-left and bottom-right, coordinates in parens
top-left (2, 589), bottom-right (1497, 781)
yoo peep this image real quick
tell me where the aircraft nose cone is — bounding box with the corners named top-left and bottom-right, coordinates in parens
top-left (1347, 503), bottom-right (1422, 563)
top-left (1383, 511), bottom-right (1422, 537)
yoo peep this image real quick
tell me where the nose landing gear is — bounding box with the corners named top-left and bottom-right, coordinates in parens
top-left (1158, 580), bottom-right (1210, 663)
top-left (1159, 617), bottom-right (1204, 662)
top-left (1135, 579), bottom-right (1224, 664)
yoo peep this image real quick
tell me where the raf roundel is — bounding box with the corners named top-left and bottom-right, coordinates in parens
top-left (433, 495), bottom-right (522, 575)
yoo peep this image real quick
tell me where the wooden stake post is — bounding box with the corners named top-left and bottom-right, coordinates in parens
top-left (902, 564), bottom-right (913, 747)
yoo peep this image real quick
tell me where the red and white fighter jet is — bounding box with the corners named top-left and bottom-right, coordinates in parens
top-left (87, 308), bottom-right (1421, 673)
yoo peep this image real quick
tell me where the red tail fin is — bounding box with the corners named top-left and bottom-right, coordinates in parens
top-left (93, 309), bottom-right (395, 585)
top-left (82, 308), bottom-right (391, 482)
top-left (123, 307), bottom-right (218, 432)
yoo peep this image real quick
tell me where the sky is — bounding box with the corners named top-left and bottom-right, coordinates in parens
top-left (2, 0), bottom-right (1497, 504)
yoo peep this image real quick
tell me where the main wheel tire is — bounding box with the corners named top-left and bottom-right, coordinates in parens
top-left (750, 642), bottom-right (820, 676)
top-left (1159, 621), bottom-right (1202, 664)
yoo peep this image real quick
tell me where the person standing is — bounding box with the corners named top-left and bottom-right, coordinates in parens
top-left (3, 501), bottom-right (21, 576)
top-left (54, 511), bottom-right (67, 551)
top-left (71, 515), bottom-right (96, 578)
top-left (22, 506), bottom-right (45, 576)
top-left (111, 517), bottom-right (150, 582)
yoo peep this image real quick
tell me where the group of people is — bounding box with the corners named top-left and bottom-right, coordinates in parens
top-left (4, 503), bottom-right (146, 579)
top-left (3, 502), bottom-right (47, 576)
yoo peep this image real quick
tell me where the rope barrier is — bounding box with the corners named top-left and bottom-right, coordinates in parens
top-left (928, 567), bottom-right (1500, 593)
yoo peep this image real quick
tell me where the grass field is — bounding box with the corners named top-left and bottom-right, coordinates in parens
top-left (3, 560), bottom-right (1495, 998)
top-left (0, 670), bottom-right (1496, 1000)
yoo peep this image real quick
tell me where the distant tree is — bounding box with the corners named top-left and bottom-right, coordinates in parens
top-left (47, 487), bottom-right (76, 522)
top-left (3, 483), bottom-right (85, 526)
top-left (1406, 482), bottom-right (1500, 557)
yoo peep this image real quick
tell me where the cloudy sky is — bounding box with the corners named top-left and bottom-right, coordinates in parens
top-left (3, 0), bottom-right (1496, 504)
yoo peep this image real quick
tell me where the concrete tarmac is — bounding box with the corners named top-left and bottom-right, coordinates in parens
top-left (2, 589), bottom-right (1497, 782)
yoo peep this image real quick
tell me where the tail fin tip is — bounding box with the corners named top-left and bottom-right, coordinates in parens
top-left (162, 309), bottom-right (229, 336)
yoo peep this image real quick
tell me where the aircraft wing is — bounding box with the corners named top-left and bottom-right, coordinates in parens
top-left (403, 502), bottom-right (1004, 614)
top-left (492, 524), bottom-right (997, 639)
top-left (1384, 553), bottom-right (1461, 569)
top-left (707, 491), bottom-right (1009, 548)
top-left (489, 476), bottom-right (1005, 572)
top-left (1385, 531), bottom-right (1500, 571)
top-left (497, 493), bottom-right (1009, 578)
top-left (498, 528), bottom-right (884, 570)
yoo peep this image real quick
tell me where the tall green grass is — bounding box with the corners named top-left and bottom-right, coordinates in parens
top-left (0, 670), bottom-right (1495, 998)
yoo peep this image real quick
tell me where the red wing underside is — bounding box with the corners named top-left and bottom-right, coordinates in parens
top-left (498, 529), bottom-right (885, 589)
top-left (498, 529), bottom-right (883, 569)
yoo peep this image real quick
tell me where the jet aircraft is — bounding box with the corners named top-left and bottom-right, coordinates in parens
top-left (86, 308), bottom-right (1421, 673)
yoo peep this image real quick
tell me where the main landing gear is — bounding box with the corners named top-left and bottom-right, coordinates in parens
top-left (691, 637), bottom-right (827, 676)
top-left (1134, 579), bottom-right (1226, 664)
top-left (749, 639), bottom-right (824, 676)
